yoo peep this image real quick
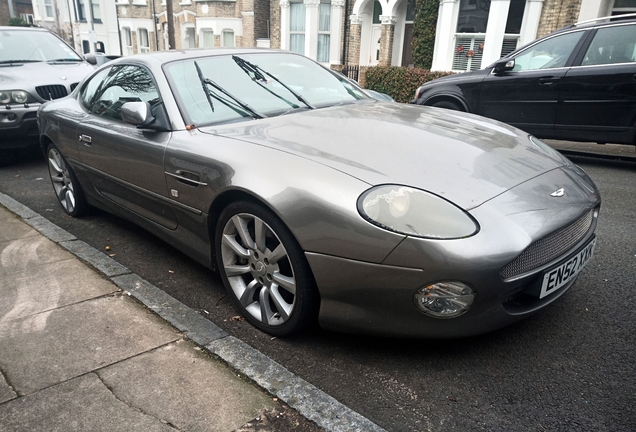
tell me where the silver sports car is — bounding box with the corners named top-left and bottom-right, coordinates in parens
top-left (38, 49), bottom-right (601, 338)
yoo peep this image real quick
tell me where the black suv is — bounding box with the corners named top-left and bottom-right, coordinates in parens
top-left (411, 15), bottom-right (636, 145)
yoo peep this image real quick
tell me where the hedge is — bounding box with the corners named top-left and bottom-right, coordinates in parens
top-left (365, 67), bottom-right (453, 103)
top-left (412, 0), bottom-right (439, 69)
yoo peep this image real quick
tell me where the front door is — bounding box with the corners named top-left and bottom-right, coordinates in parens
top-left (77, 64), bottom-right (177, 229)
top-left (401, 24), bottom-right (414, 67)
top-left (369, 25), bottom-right (381, 66)
top-left (479, 30), bottom-right (585, 136)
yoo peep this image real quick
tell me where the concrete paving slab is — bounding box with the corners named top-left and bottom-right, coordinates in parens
top-left (0, 208), bottom-right (37, 243)
top-left (0, 373), bottom-right (174, 432)
top-left (0, 372), bottom-right (16, 404)
top-left (0, 258), bottom-right (118, 324)
top-left (0, 296), bottom-right (180, 395)
top-left (98, 339), bottom-right (275, 432)
top-left (0, 235), bottom-right (76, 276)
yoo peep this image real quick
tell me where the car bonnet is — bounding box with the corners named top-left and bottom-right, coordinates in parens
top-left (200, 102), bottom-right (567, 210)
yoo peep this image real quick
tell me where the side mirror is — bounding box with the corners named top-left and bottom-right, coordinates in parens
top-left (85, 53), bottom-right (97, 65)
top-left (121, 101), bottom-right (155, 128)
top-left (493, 58), bottom-right (515, 75)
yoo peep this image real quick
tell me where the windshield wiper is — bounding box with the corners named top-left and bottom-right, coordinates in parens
top-left (194, 61), bottom-right (264, 120)
top-left (232, 55), bottom-right (314, 110)
top-left (232, 56), bottom-right (300, 110)
top-left (47, 58), bottom-right (83, 63)
top-left (0, 59), bottom-right (41, 65)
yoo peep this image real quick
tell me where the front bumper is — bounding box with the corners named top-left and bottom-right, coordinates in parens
top-left (0, 103), bottom-right (41, 148)
top-left (307, 164), bottom-right (601, 338)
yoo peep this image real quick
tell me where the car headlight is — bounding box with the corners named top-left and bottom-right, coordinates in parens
top-left (12, 91), bottom-right (29, 104)
top-left (0, 90), bottom-right (34, 104)
top-left (0, 91), bottom-right (11, 104)
top-left (358, 185), bottom-right (479, 239)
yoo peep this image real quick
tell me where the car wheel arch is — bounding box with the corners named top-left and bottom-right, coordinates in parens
top-left (425, 95), bottom-right (469, 112)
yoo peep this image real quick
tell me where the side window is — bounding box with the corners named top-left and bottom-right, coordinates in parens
top-left (581, 24), bottom-right (636, 66)
top-left (89, 65), bottom-right (161, 122)
top-left (80, 67), bottom-right (112, 109)
top-left (512, 31), bottom-right (583, 71)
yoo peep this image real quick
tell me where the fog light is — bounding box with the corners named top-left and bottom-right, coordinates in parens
top-left (6, 113), bottom-right (16, 121)
top-left (414, 281), bottom-right (475, 318)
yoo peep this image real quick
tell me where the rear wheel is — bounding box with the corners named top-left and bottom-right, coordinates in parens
top-left (431, 100), bottom-right (462, 111)
top-left (47, 143), bottom-right (87, 217)
top-left (215, 201), bottom-right (319, 336)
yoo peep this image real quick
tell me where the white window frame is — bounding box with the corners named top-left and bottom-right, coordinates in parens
top-left (290, 1), bottom-right (306, 55)
top-left (200, 28), bottom-right (215, 48)
top-left (222, 29), bottom-right (235, 47)
top-left (317, 1), bottom-right (331, 63)
top-left (123, 27), bottom-right (133, 56)
top-left (44, 0), bottom-right (54, 18)
top-left (139, 28), bottom-right (150, 53)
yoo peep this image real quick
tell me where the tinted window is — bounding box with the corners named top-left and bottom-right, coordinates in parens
top-left (80, 68), bottom-right (111, 108)
top-left (87, 65), bottom-right (161, 121)
top-left (512, 31), bottom-right (583, 71)
top-left (581, 24), bottom-right (636, 66)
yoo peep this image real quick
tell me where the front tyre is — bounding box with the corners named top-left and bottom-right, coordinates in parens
top-left (215, 201), bottom-right (319, 336)
top-left (47, 143), bottom-right (87, 217)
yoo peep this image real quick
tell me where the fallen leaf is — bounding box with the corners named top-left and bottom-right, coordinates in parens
top-left (230, 315), bottom-right (245, 322)
top-left (448, 397), bottom-right (457, 402)
top-left (168, 270), bottom-right (175, 274)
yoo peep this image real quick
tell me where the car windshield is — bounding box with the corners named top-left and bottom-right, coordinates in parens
top-left (0, 29), bottom-right (82, 63)
top-left (164, 52), bottom-right (370, 126)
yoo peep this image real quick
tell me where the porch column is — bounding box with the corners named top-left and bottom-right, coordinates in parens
top-left (519, 0), bottom-right (544, 46)
top-left (348, 15), bottom-right (364, 65)
top-left (431, 0), bottom-right (459, 71)
top-left (330, 0), bottom-right (345, 65)
top-left (280, 0), bottom-right (290, 50)
top-left (305, 0), bottom-right (320, 60)
top-left (480, 0), bottom-right (511, 68)
top-left (379, 15), bottom-right (397, 67)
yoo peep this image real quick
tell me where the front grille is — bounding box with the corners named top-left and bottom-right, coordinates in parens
top-left (35, 85), bottom-right (68, 100)
top-left (500, 209), bottom-right (595, 279)
top-left (70, 82), bottom-right (79, 92)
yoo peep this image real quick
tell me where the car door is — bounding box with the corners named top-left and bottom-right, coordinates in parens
top-left (479, 30), bottom-right (586, 136)
top-left (556, 23), bottom-right (636, 144)
top-left (77, 64), bottom-right (178, 229)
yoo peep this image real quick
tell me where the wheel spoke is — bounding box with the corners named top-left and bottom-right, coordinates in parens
top-left (254, 218), bottom-right (267, 252)
top-left (225, 264), bottom-right (250, 277)
top-left (269, 244), bottom-right (287, 264)
top-left (272, 272), bottom-right (296, 294)
top-left (48, 155), bottom-right (63, 175)
top-left (231, 215), bottom-right (255, 250)
top-left (50, 174), bottom-right (65, 183)
top-left (269, 285), bottom-right (293, 320)
top-left (240, 279), bottom-right (259, 307)
top-left (56, 185), bottom-right (68, 204)
top-left (65, 190), bottom-right (75, 212)
top-left (222, 234), bottom-right (249, 259)
top-left (259, 287), bottom-right (275, 324)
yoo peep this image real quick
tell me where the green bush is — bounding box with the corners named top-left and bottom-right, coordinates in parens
top-left (412, 0), bottom-right (439, 69)
top-left (8, 18), bottom-right (30, 27)
top-left (365, 67), bottom-right (453, 103)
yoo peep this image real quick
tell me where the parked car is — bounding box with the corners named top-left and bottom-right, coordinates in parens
top-left (39, 49), bottom-right (600, 338)
top-left (0, 26), bottom-right (94, 152)
top-left (411, 15), bottom-right (636, 146)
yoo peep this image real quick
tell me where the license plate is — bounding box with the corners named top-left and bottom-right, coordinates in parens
top-left (540, 238), bottom-right (596, 299)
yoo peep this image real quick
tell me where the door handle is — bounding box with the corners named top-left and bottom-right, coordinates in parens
top-left (165, 170), bottom-right (208, 186)
top-left (78, 134), bottom-right (92, 146)
top-left (538, 77), bottom-right (560, 85)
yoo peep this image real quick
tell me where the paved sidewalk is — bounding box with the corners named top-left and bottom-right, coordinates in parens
top-left (0, 194), bottom-right (386, 432)
top-left (0, 203), bottom-right (335, 432)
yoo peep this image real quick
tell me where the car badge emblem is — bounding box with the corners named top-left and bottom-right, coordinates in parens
top-left (60, 76), bottom-right (67, 80)
top-left (550, 188), bottom-right (565, 197)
